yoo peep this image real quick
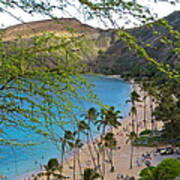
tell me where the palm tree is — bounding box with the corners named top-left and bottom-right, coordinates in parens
top-left (83, 168), bottom-right (101, 180)
top-left (149, 91), bottom-right (155, 131)
top-left (126, 131), bottom-right (138, 169)
top-left (36, 158), bottom-right (65, 180)
top-left (103, 132), bottom-right (117, 172)
top-left (87, 107), bottom-right (97, 122)
top-left (143, 93), bottom-right (148, 130)
top-left (74, 138), bottom-right (84, 177)
top-left (96, 107), bottom-right (121, 131)
top-left (63, 121), bottom-right (88, 180)
top-left (95, 106), bottom-right (121, 177)
top-left (130, 106), bottom-right (137, 133)
top-left (76, 120), bottom-right (89, 176)
top-left (140, 84), bottom-right (148, 130)
top-left (85, 108), bottom-right (102, 172)
top-left (60, 130), bottom-right (76, 180)
top-left (60, 130), bottom-right (75, 171)
top-left (142, 81), bottom-right (157, 131)
top-left (70, 135), bottom-right (83, 180)
top-left (76, 118), bottom-right (98, 173)
top-left (126, 90), bottom-right (141, 134)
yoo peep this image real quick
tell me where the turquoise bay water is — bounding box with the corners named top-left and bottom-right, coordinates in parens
top-left (0, 75), bottom-right (132, 180)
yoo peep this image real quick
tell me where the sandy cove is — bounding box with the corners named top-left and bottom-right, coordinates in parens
top-left (25, 81), bottom-right (162, 180)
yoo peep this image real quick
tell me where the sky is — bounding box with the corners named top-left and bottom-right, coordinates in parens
top-left (0, 0), bottom-right (180, 29)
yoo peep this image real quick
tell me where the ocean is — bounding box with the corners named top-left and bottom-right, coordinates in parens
top-left (0, 74), bottom-right (132, 180)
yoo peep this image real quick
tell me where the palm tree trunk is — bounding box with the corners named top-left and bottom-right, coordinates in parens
top-left (109, 127), bottom-right (115, 172)
top-left (131, 113), bottom-right (135, 132)
top-left (152, 98), bottom-right (156, 131)
top-left (77, 132), bottom-right (83, 177)
top-left (102, 126), bottom-right (106, 178)
top-left (171, 120), bottom-right (176, 147)
top-left (97, 151), bottom-right (100, 169)
top-left (93, 143), bottom-right (100, 168)
top-left (149, 96), bottom-right (154, 131)
top-left (135, 112), bottom-right (139, 136)
top-left (47, 173), bottom-right (51, 180)
top-left (110, 149), bottom-right (114, 172)
top-left (130, 143), bottom-right (134, 169)
top-left (87, 120), bottom-right (97, 170)
top-left (143, 94), bottom-right (147, 130)
top-left (87, 135), bottom-right (97, 169)
top-left (106, 149), bottom-right (114, 172)
top-left (90, 132), bottom-right (102, 174)
top-left (77, 148), bottom-right (82, 177)
top-left (73, 150), bottom-right (76, 180)
top-left (61, 144), bottom-right (65, 175)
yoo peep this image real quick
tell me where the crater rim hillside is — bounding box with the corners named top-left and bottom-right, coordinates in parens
top-left (93, 10), bottom-right (180, 75)
top-left (2, 18), bottom-right (114, 40)
top-left (1, 17), bottom-right (117, 69)
top-left (1, 11), bottom-right (180, 74)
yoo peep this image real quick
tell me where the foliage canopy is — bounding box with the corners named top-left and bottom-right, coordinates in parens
top-left (139, 158), bottom-right (180, 180)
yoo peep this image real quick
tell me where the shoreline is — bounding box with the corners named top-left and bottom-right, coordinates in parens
top-left (58, 82), bottom-right (161, 180)
top-left (22, 76), bottom-right (158, 180)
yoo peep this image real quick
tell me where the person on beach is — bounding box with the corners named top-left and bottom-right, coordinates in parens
top-left (145, 160), bottom-right (151, 167)
top-left (124, 175), bottom-right (130, 180)
top-left (138, 155), bottom-right (145, 165)
top-left (117, 146), bottom-right (121, 150)
top-left (129, 176), bottom-right (136, 180)
top-left (116, 173), bottom-right (121, 179)
top-left (136, 157), bottom-right (141, 167)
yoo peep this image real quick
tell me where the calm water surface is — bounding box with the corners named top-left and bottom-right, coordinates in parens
top-left (0, 75), bottom-right (132, 179)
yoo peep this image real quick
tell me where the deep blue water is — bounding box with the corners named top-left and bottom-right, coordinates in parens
top-left (0, 75), bottom-right (132, 180)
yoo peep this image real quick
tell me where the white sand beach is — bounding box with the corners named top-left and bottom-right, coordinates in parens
top-left (24, 82), bottom-right (163, 180)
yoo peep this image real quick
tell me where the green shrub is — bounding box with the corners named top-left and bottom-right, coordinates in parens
top-left (175, 142), bottom-right (180, 147)
top-left (140, 130), bottom-right (152, 136)
top-left (139, 158), bottom-right (180, 180)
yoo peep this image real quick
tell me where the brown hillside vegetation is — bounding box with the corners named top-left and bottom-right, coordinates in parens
top-left (2, 18), bottom-right (104, 40)
top-left (1, 18), bottom-right (117, 70)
